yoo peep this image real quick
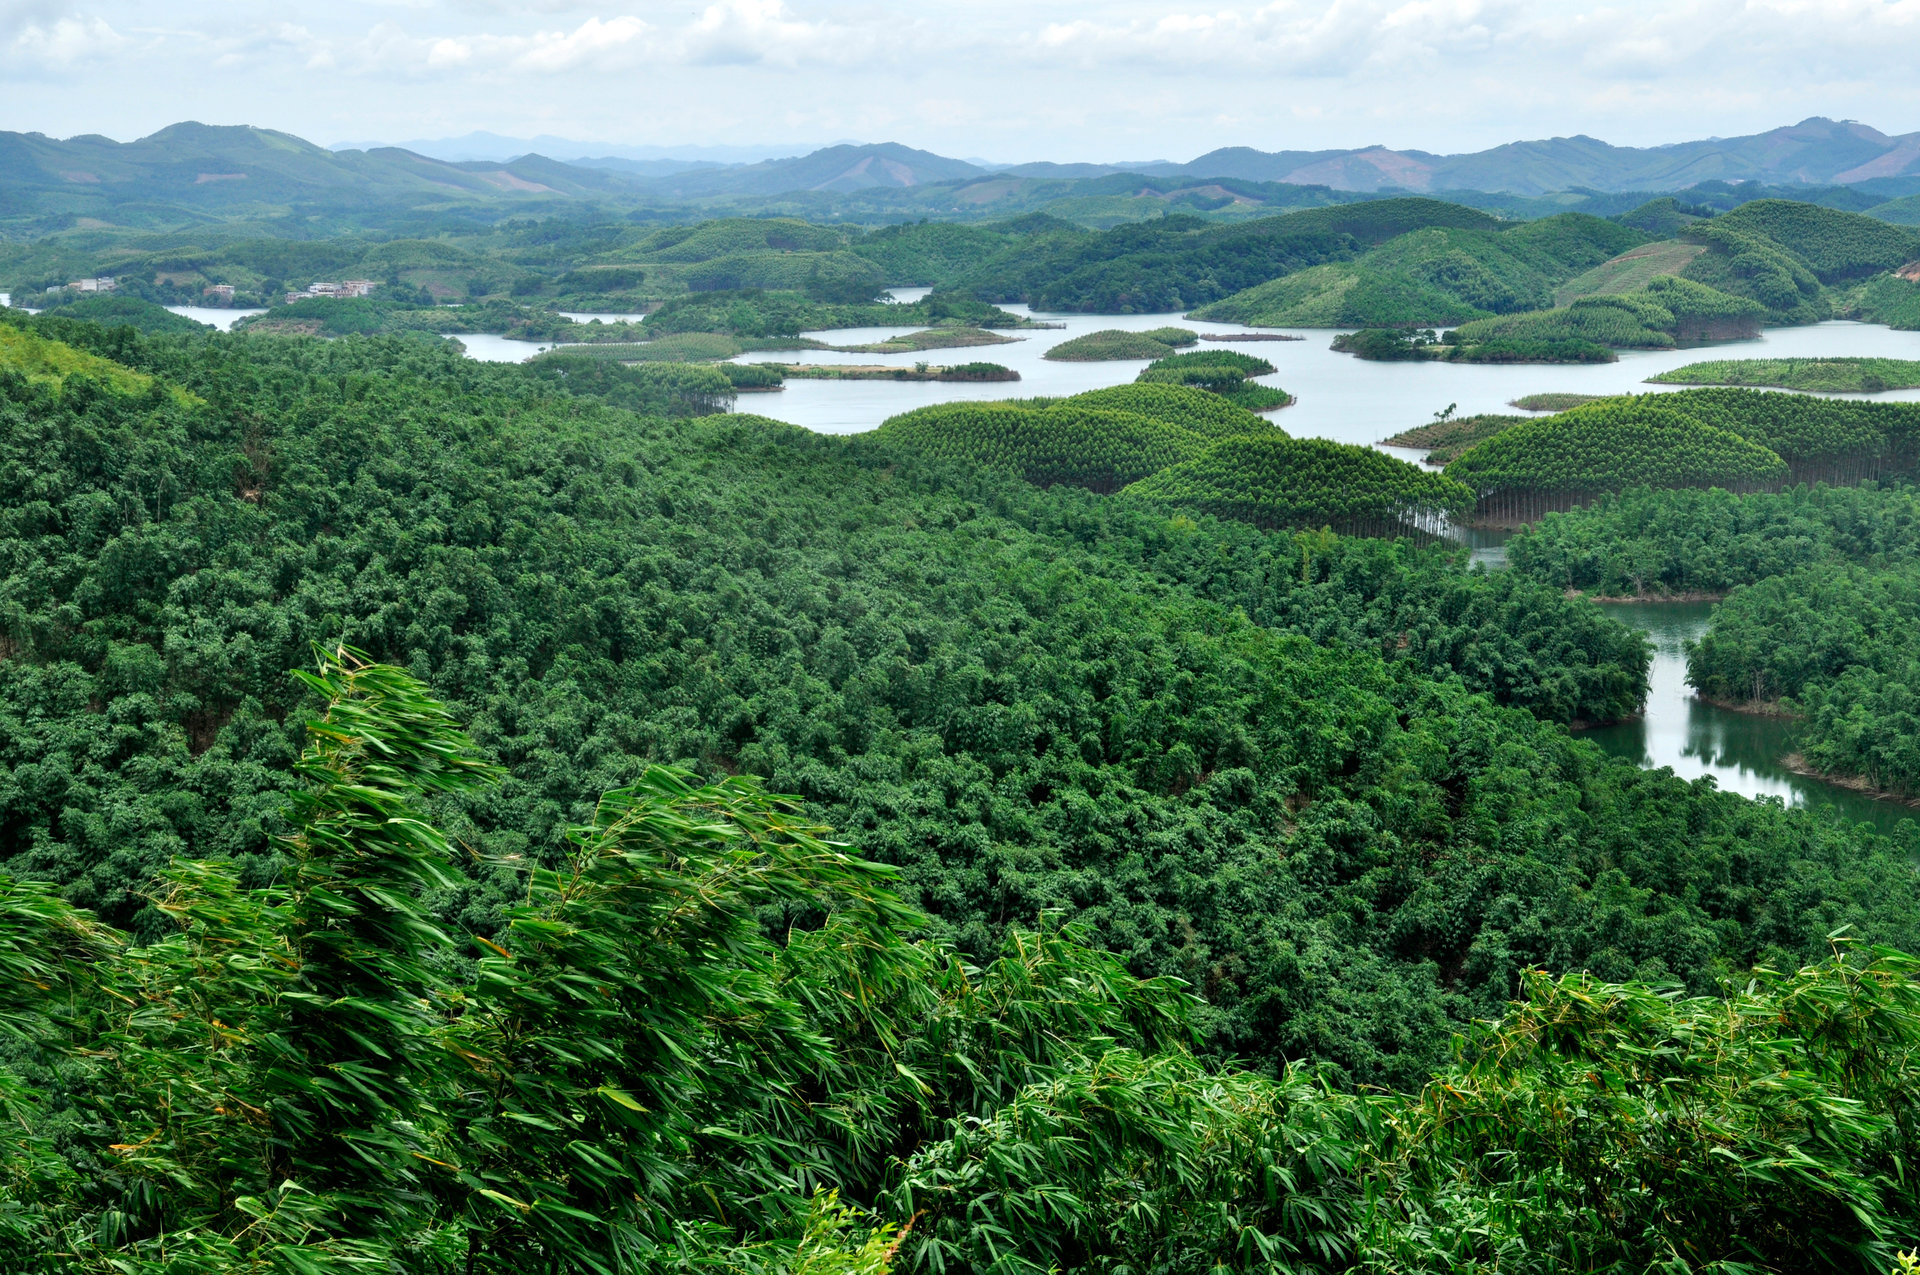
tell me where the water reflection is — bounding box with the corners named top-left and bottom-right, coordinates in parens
top-left (1579, 601), bottom-right (1914, 834)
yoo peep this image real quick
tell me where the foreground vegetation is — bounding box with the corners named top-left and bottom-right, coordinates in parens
top-left (11, 201), bottom-right (1920, 1271)
top-left (7, 669), bottom-right (1920, 1271)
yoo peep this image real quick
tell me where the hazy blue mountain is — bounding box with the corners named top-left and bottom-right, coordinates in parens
top-left (0, 122), bottom-right (633, 222)
top-left (1162, 119), bottom-right (1920, 195)
top-left (628, 142), bottom-right (992, 198)
top-left (10, 119), bottom-right (1920, 235)
top-left (330, 132), bottom-right (824, 166)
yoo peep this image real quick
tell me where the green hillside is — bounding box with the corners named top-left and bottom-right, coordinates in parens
top-left (28, 294), bottom-right (211, 335)
top-left (1451, 276), bottom-right (1767, 348)
top-left (1190, 197), bottom-right (1920, 333)
top-left (1190, 212), bottom-right (1647, 328)
top-left (1852, 272), bottom-right (1920, 329)
top-left (1554, 239), bottom-right (1706, 304)
top-left (1186, 262), bottom-right (1487, 327)
top-left (1446, 399), bottom-right (1789, 521)
top-left (1654, 201), bottom-right (1920, 325)
top-left (0, 313), bottom-right (185, 397)
top-left (1615, 196), bottom-right (1713, 235)
top-left (872, 381), bottom-right (1279, 492)
top-left (14, 222), bottom-right (1920, 1274)
top-left (1869, 193), bottom-right (1920, 226)
top-left (1704, 199), bottom-right (1920, 282)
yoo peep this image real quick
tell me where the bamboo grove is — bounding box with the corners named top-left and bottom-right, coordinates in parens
top-left (8, 231), bottom-right (1920, 1273)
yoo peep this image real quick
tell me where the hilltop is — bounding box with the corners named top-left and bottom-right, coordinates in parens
top-left (7, 120), bottom-right (1920, 240)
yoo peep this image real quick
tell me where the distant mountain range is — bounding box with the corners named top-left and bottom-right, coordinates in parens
top-left (6, 117), bottom-right (1920, 234)
top-left (0, 121), bottom-right (636, 212)
top-left (330, 132), bottom-right (834, 167)
top-left (1153, 118), bottom-right (1920, 195)
top-left (599, 118), bottom-right (1920, 199)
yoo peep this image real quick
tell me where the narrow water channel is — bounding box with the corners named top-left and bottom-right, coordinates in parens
top-left (1579, 601), bottom-right (1914, 835)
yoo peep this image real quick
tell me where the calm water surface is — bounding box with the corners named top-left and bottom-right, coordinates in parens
top-left (437, 304), bottom-right (1920, 831)
top-left (164, 306), bottom-right (267, 331)
top-left (733, 315), bottom-right (1920, 438)
top-left (1580, 601), bottom-right (1914, 834)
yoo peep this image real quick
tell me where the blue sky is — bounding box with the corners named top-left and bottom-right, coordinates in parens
top-left (3, 0), bottom-right (1918, 160)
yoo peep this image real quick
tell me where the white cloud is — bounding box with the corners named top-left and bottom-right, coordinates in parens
top-left (10, 13), bottom-right (124, 66)
top-left (513, 14), bottom-right (652, 71)
top-left (4, 0), bottom-right (1920, 160)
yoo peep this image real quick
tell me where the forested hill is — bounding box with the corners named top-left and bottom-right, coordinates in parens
top-left (6, 308), bottom-right (1920, 1267)
top-left (5, 310), bottom-right (1915, 1055)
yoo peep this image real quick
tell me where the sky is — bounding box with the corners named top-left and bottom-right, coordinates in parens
top-left (3, 0), bottom-right (1920, 162)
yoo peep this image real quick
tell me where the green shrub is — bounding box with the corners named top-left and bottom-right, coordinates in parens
top-left (1142, 349), bottom-right (1275, 376)
top-left (1510, 392), bottom-right (1607, 412)
top-left (937, 362), bottom-right (1019, 381)
top-left (1137, 365), bottom-right (1246, 391)
top-left (1652, 358), bottom-right (1920, 394)
top-left (1383, 414), bottom-right (1531, 464)
top-left (1454, 336), bottom-right (1616, 363)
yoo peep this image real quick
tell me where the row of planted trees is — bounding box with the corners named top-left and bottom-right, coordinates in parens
top-left (1444, 392), bottom-right (1920, 524)
top-left (876, 385), bottom-right (1468, 535)
top-left (7, 647), bottom-right (1920, 1273)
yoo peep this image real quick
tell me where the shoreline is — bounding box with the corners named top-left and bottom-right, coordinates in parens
top-left (1694, 693), bottom-right (1794, 718)
top-left (1782, 753), bottom-right (1920, 809)
top-left (1581, 590), bottom-right (1731, 604)
top-left (776, 364), bottom-right (1019, 383)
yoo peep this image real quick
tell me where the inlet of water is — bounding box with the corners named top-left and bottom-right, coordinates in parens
top-left (1579, 601), bottom-right (1914, 835)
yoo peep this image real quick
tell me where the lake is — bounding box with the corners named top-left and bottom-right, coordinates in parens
top-left (436, 304), bottom-right (1920, 828)
top-left (445, 307), bottom-right (1920, 449)
top-left (1579, 601), bottom-right (1915, 835)
top-left (729, 311), bottom-right (1920, 440)
top-left (164, 305), bottom-right (267, 331)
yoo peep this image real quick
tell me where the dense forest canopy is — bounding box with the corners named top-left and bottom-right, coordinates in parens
top-left (1510, 480), bottom-right (1920, 804)
top-left (8, 162), bottom-right (1920, 1270)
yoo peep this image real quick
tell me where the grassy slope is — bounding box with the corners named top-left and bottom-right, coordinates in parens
top-left (1193, 214), bottom-right (1647, 328)
top-left (1554, 241), bottom-right (1706, 305)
